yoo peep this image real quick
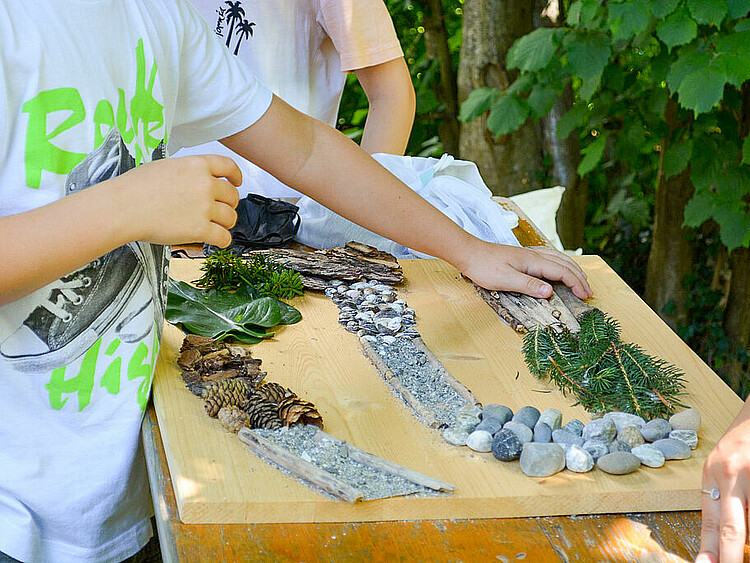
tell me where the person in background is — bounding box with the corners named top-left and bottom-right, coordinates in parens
top-left (180, 0), bottom-right (416, 198)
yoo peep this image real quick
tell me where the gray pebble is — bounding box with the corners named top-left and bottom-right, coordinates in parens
top-left (455, 411), bottom-right (481, 434)
top-left (564, 419), bottom-right (585, 436)
top-left (630, 444), bottom-right (665, 468)
top-left (640, 418), bottom-right (671, 442)
top-left (533, 422), bottom-right (552, 443)
top-left (466, 430), bottom-right (493, 452)
top-left (582, 418), bottom-right (617, 443)
top-left (618, 426), bottom-right (645, 449)
top-left (552, 428), bottom-right (584, 448)
top-left (519, 443), bottom-right (566, 478)
top-left (381, 335), bottom-right (398, 345)
top-left (512, 406), bottom-right (541, 429)
top-left (538, 408), bottom-right (563, 431)
top-left (443, 426), bottom-right (469, 446)
top-left (460, 405), bottom-right (483, 418)
top-left (565, 445), bottom-right (595, 473)
top-left (604, 412), bottom-right (646, 432)
top-left (483, 404), bottom-right (513, 425)
top-left (597, 452), bottom-right (641, 475)
top-left (492, 429), bottom-right (523, 461)
top-left (475, 417), bottom-right (504, 436)
top-left (608, 440), bottom-right (632, 454)
top-left (503, 421), bottom-right (533, 444)
top-left (652, 438), bottom-right (692, 460)
top-left (669, 408), bottom-right (701, 432)
top-left (669, 429), bottom-right (699, 450)
top-left (582, 440), bottom-right (610, 460)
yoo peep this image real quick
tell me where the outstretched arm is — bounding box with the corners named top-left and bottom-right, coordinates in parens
top-left (354, 57), bottom-right (415, 155)
top-left (697, 396), bottom-right (750, 563)
top-left (221, 96), bottom-right (592, 299)
top-left (0, 156), bottom-right (241, 306)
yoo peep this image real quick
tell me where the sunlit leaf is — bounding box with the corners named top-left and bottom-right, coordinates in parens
top-left (459, 87), bottom-right (499, 123)
top-left (507, 27), bottom-right (563, 72)
top-left (578, 133), bottom-right (609, 176)
top-left (687, 0), bottom-right (728, 25)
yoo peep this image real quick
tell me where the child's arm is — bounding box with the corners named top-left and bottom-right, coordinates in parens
top-left (0, 156), bottom-right (241, 306)
top-left (222, 96), bottom-right (592, 299)
top-left (354, 57), bottom-right (415, 155)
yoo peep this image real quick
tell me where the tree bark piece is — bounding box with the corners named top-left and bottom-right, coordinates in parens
top-left (249, 242), bottom-right (403, 289)
top-left (476, 286), bottom-right (580, 334)
top-left (238, 428), bottom-right (364, 504)
top-left (359, 337), bottom-right (441, 428)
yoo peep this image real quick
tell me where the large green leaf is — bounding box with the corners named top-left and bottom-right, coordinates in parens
top-left (683, 192), bottom-right (715, 227)
top-left (557, 102), bottom-right (590, 139)
top-left (736, 18), bottom-right (750, 30)
top-left (527, 85), bottom-right (559, 118)
top-left (666, 46), bottom-right (712, 91)
top-left (688, 0), bottom-right (728, 25)
top-left (578, 133), bottom-right (610, 176)
top-left (487, 95), bottom-right (530, 137)
top-left (166, 279), bottom-right (301, 343)
top-left (459, 88), bottom-right (499, 123)
top-left (714, 53), bottom-right (750, 87)
top-left (646, 0), bottom-right (680, 18)
top-left (566, 32), bottom-right (611, 99)
top-left (727, 0), bottom-right (750, 17)
top-left (657, 7), bottom-right (699, 50)
top-left (663, 139), bottom-right (694, 178)
top-left (676, 65), bottom-right (726, 114)
top-left (714, 205), bottom-right (750, 249)
top-left (608, 1), bottom-right (651, 42)
top-left (507, 28), bottom-right (563, 72)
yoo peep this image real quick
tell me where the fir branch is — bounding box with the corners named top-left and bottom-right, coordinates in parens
top-left (609, 344), bottom-right (644, 416)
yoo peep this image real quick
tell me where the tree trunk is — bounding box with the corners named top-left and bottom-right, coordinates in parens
top-left (457, 0), bottom-right (544, 196)
top-left (422, 0), bottom-right (461, 156)
top-left (644, 98), bottom-right (694, 329)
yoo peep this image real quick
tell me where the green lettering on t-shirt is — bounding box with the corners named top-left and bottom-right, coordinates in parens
top-left (130, 39), bottom-right (165, 165)
top-left (22, 88), bottom-right (87, 189)
top-left (127, 330), bottom-right (160, 411)
top-left (46, 338), bottom-right (101, 411)
top-left (100, 339), bottom-right (123, 394)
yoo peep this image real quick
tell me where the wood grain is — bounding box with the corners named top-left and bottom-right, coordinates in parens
top-left (152, 257), bottom-right (744, 524)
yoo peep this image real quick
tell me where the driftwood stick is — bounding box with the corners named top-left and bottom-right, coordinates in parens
top-left (552, 282), bottom-right (595, 317)
top-left (310, 428), bottom-right (456, 492)
top-left (359, 337), bottom-right (440, 428)
top-left (411, 338), bottom-right (481, 407)
top-left (475, 286), bottom-right (527, 334)
top-left (238, 428), bottom-right (363, 504)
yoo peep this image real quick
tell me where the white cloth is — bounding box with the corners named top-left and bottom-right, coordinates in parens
top-left (177, 0), bottom-right (403, 198)
top-left (508, 186), bottom-right (567, 251)
top-left (0, 1), bottom-right (272, 561)
top-left (295, 154), bottom-right (521, 258)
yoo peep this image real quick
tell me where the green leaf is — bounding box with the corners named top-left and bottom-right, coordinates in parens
top-left (645, 0), bottom-right (680, 18)
top-left (527, 85), bottom-right (559, 118)
top-left (727, 0), bottom-right (750, 17)
top-left (487, 95), bottom-right (530, 137)
top-left (166, 280), bottom-right (301, 343)
top-left (567, 0), bottom-right (583, 25)
top-left (715, 205), bottom-right (750, 249)
top-left (608, 1), bottom-right (651, 42)
top-left (713, 53), bottom-right (750, 87)
top-left (578, 133), bottom-right (609, 176)
top-left (676, 65), bottom-right (726, 114)
top-left (557, 102), bottom-right (590, 139)
top-left (683, 192), bottom-right (715, 227)
top-left (566, 32), bottom-right (611, 99)
top-left (663, 139), bottom-right (694, 178)
top-left (505, 74), bottom-right (535, 96)
top-left (713, 30), bottom-right (750, 54)
top-left (657, 7), bottom-right (699, 50)
top-left (507, 27), bottom-right (562, 72)
top-left (688, 0), bottom-right (728, 24)
top-left (742, 135), bottom-right (750, 164)
top-left (666, 46), bottom-right (712, 91)
top-left (459, 88), bottom-right (499, 123)
top-left (581, 0), bottom-right (604, 27)
top-left (416, 90), bottom-right (441, 115)
top-left (736, 18), bottom-right (750, 30)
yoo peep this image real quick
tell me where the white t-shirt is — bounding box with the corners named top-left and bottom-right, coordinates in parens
top-left (178, 0), bottom-right (403, 197)
top-left (0, 1), bottom-right (271, 561)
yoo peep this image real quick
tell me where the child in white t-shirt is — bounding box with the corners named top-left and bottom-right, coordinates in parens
top-left (180, 0), bottom-right (416, 197)
top-left (0, 1), bottom-right (591, 561)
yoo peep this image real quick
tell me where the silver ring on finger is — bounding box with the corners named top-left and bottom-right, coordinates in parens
top-left (701, 488), bottom-right (720, 500)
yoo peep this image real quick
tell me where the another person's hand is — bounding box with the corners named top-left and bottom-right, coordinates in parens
top-left (458, 242), bottom-right (593, 300)
top-left (112, 154), bottom-right (241, 248)
top-left (696, 401), bottom-right (750, 563)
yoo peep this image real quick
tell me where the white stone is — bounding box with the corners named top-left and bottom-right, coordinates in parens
top-left (466, 430), bottom-right (493, 452)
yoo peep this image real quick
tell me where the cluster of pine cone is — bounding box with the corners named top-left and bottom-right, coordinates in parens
top-left (178, 335), bottom-right (323, 432)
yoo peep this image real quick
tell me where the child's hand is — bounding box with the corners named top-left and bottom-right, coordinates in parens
top-left (458, 242), bottom-right (593, 300)
top-left (111, 155), bottom-right (241, 248)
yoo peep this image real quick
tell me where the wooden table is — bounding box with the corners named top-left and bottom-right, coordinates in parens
top-left (142, 406), bottom-right (705, 562)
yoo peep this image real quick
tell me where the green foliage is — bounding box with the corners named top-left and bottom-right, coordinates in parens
top-left (196, 249), bottom-right (304, 300)
top-left (166, 280), bottom-right (302, 344)
top-left (522, 310), bottom-right (687, 419)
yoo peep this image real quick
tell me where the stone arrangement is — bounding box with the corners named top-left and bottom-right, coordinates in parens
top-left (444, 404), bottom-right (701, 478)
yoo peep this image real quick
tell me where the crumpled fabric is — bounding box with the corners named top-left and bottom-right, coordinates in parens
top-left (294, 153), bottom-right (520, 258)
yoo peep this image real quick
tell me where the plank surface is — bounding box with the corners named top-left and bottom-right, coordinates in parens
top-left (152, 257), bottom-right (744, 524)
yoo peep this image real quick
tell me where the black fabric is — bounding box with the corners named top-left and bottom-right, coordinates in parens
top-left (205, 194), bottom-right (300, 256)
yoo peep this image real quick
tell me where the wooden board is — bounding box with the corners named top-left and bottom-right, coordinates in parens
top-left (152, 257), bottom-right (744, 524)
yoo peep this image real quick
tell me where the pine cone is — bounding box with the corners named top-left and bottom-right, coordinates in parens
top-left (217, 406), bottom-right (249, 433)
top-left (244, 394), bottom-right (283, 430)
top-left (256, 382), bottom-right (290, 405)
top-left (202, 378), bottom-right (251, 417)
top-left (278, 396), bottom-right (324, 428)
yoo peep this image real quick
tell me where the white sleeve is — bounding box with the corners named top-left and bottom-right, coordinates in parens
top-left (168, 0), bottom-right (273, 152)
